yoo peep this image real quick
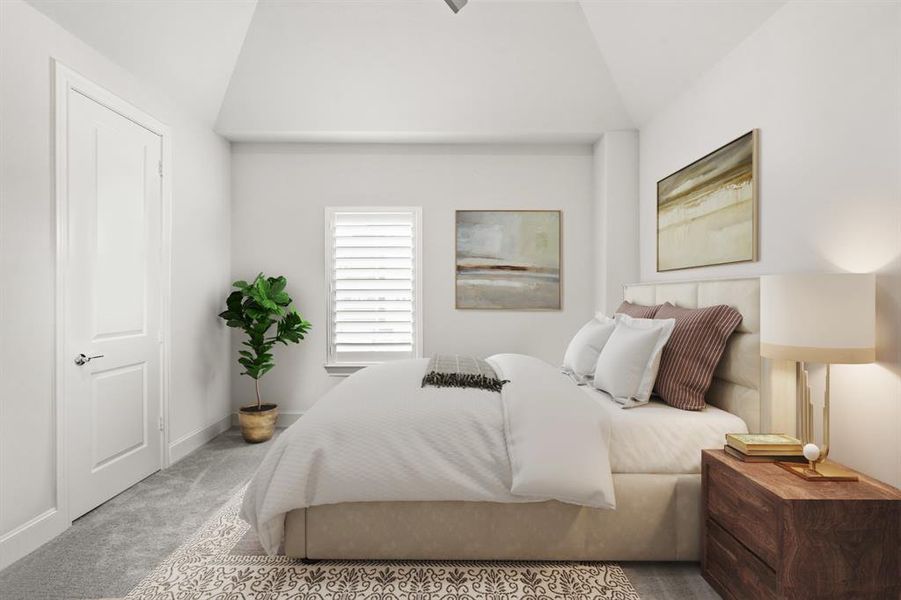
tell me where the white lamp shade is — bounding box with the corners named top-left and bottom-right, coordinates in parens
top-left (760, 273), bottom-right (875, 364)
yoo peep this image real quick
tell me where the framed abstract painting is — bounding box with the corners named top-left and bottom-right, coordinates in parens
top-left (455, 210), bottom-right (561, 310)
top-left (657, 130), bottom-right (759, 272)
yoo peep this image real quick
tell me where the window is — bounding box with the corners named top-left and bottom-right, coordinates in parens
top-left (325, 207), bottom-right (422, 374)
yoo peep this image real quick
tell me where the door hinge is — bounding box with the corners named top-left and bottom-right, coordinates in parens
top-left (158, 160), bottom-right (163, 178)
top-left (159, 416), bottom-right (164, 431)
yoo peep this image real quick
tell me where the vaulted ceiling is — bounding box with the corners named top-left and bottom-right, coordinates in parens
top-left (27, 0), bottom-right (258, 126)
top-left (580, 1), bottom-right (785, 125)
top-left (27, 0), bottom-right (786, 140)
top-left (217, 0), bottom-right (632, 141)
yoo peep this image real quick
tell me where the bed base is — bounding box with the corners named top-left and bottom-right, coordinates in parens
top-left (284, 473), bottom-right (701, 561)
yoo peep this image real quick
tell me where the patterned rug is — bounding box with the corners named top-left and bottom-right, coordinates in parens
top-left (125, 488), bottom-right (640, 599)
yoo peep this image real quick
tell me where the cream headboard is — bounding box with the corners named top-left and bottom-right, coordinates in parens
top-left (623, 278), bottom-right (795, 433)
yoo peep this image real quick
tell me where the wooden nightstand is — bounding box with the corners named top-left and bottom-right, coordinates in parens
top-left (701, 449), bottom-right (900, 599)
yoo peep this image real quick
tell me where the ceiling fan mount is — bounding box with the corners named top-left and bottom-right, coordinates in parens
top-left (444, 0), bottom-right (468, 14)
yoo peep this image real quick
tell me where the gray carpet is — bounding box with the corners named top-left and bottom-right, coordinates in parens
top-left (0, 428), bottom-right (276, 600)
top-left (623, 563), bottom-right (719, 600)
top-left (0, 428), bottom-right (720, 599)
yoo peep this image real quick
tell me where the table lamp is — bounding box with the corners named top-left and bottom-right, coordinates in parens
top-left (760, 273), bottom-right (875, 481)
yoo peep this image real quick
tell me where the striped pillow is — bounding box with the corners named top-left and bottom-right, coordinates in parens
top-left (615, 301), bottom-right (660, 319)
top-left (653, 302), bottom-right (743, 411)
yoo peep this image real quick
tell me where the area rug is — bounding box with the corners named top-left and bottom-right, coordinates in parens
top-left (125, 488), bottom-right (640, 599)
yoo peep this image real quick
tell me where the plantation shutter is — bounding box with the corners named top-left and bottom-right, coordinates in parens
top-left (326, 208), bottom-right (421, 367)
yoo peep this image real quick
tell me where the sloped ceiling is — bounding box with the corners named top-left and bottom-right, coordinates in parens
top-left (26, 0), bottom-right (788, 140)
top-left (579, 0), bottom-right (785, 126)
top-left (216, 0), bottom-right (631, 141)
top-left (26, 0), bottom-right (258, 125)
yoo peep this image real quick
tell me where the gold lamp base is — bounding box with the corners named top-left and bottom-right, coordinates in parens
top-left (783, 362), bottom-right (858, 482)
top-left (776, 460), bottom-right (858, 482)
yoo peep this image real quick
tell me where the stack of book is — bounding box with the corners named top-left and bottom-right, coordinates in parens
top-left (724, 433), bottom-right (806, 463)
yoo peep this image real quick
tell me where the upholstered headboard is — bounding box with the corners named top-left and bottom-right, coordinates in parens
top-left (623, 278), bottom-right (795, 433)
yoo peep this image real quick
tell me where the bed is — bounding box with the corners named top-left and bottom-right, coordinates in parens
top-left (248, 278), bottom-right (795, 561)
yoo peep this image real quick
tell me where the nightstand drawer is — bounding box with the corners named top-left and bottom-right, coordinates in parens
top-left (706, 458), bottom-right (780, 566)
top-left (705, 518), bottom-right (777, 600)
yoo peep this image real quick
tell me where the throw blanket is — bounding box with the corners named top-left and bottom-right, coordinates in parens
top-left (421, 354), bottom-right (509, 392)
top-left (241, 354), bottom-right (615, 555)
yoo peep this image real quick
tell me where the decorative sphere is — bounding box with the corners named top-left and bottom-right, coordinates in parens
top-left (803, 443), bottom-right (821, 462)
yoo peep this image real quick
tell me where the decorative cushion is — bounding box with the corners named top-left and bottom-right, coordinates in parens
top-left (592, 314), bottom-right (676, 408)
top-left (653, 302), bottom-right (743, 411)
top-left (615, 301), bottom-right (660, 319)
top-left (562, 316), bottom-right (616, 380)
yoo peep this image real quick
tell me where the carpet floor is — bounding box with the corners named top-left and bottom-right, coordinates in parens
top-left (0, 428), bottom-right (719, 599)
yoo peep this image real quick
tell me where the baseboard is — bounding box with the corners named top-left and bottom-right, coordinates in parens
top-left (168, 414), bottom-right (233, 465)
top-left (0, 507), bottom-right (69, 571)
top-left (230, 410), bottom-right (304, 428)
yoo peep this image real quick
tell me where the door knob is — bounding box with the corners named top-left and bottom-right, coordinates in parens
top-left (74, 353), bottom-right (104, 366)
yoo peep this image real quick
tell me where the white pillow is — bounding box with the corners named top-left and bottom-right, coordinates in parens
top-left (592, 313), bottom-right (675, 408)
top-left (562, 315), bottom-right (616, 380)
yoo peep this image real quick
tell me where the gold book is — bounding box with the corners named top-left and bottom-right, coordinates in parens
top-left (725, 433), bottom-right (802, 455)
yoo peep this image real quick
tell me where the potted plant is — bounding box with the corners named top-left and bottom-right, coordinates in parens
top-left (219, 274), bottom-right (312, 443)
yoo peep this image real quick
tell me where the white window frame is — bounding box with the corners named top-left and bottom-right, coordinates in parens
top-left (324, 206), bottom-right (423, 375)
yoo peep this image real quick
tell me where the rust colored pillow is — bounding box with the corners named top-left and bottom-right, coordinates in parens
top-left (615, 301), bottom-right (660, 319)
top-left (653, 302), bottom-right (743, 411)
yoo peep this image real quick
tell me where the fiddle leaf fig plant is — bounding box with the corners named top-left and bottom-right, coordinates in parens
top-left (219, 274), bottom-right (312, 410)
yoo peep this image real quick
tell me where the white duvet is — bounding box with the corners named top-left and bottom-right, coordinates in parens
top-left (242, 353), bottom-right (615, 554)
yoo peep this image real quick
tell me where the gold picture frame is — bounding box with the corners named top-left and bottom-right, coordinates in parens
top-left (656, 130), bottom-right (759, 272)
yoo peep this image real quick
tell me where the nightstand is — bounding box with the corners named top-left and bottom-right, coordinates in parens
top-left (701, 449), bottom-right (900, 599)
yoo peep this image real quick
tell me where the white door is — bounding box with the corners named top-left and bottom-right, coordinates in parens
top-left (65, 88), bottom-right (163, 519)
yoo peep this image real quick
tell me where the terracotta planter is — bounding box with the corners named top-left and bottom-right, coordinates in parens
top-left (238, 403), bottom-right (278, 443)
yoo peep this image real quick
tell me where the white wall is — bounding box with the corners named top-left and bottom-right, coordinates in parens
top-left (639, 0), bottom-right (901, 486)
top-left (592, 131), bottom-right (640, 315)
top-left (230, 143), bottom-right (595, 415)
top-left (0, 0), bottom-right (232, 569)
